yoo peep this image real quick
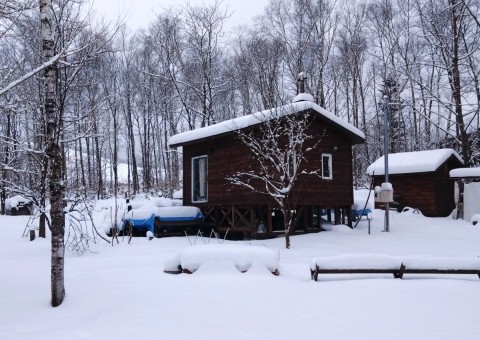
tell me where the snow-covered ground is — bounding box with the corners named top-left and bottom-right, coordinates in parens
top-left (1, 195), bottom-right (480, 339)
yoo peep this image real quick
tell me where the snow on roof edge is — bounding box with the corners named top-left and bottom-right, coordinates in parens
top-left (450, 167), bottom-right (480, 178)
top-left (168, 101), bottom-right (365, 147)
top-left (366, 149), bottom-right (464, 176)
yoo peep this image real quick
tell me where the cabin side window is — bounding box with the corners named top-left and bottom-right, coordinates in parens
top-left (192, 155), bottom-right (208, 202)
top-left (321, 153), bottom-right (332, 179)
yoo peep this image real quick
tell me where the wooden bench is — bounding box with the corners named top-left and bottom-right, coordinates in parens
top-left (310, 255), bottom-right (480, 281)
top-left (397, 257), bottom-right (480, 279)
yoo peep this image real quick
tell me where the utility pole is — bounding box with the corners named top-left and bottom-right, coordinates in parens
top-left (383, 95), bottom-right (390, 232)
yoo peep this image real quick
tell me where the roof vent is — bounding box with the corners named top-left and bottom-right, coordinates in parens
top-left (294, 71), bottom-right (314, 102)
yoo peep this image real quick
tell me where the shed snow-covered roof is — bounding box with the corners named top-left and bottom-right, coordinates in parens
top-left (168, 99), bottom-right (365, 147)
top-left (367, 149), bottom-right (463, 176)
top-left (449, 167), bottom-right (480, 179)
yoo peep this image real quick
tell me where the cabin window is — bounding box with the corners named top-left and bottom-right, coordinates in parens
top-left (192, 155), bottom-right (208, 202)
top-left (321, 153), bottom-right (332, 179)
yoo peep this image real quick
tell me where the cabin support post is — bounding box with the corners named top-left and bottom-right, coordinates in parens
top-left (319, 207), bottom-right (323, 230)
top-left (334, 207), bottom-right (341, 225)
top-left (267, 205), bottom-right (273, 233)
top-left (346, 205), bottom-right (353, 228)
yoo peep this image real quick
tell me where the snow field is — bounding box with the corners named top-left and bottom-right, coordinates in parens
top-left (1, 201), bottom-right (480, 339)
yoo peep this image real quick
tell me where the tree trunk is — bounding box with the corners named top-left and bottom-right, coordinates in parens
top-left (41, 0), bottom-right (65, 307)
top-left (449, 0), bottom-right (470, 165)
top-left (282, 207), bottom-right (292, 249)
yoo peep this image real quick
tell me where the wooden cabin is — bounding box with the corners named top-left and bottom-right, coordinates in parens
top-left (169, 94), bottom-right (365, 239)
top-left (367, 149), bottom-right (463, 217)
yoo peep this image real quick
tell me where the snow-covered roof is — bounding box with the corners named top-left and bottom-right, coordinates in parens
top-left (367, 149), bottom-right (463, 176)
top-left (168, 99), bottom-right (365, 147)
top-left (450, 167), bottom-right (480, 179)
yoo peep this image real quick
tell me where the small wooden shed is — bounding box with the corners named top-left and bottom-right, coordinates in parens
top-left (367, 149), bottom-right (463, 217)
top-left (169, 95), bottom-right (365, 239)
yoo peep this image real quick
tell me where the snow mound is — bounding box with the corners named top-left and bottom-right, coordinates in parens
top-left (292, 93), bottom-right (314, 103)
top-left (164, 244), bottom-right (279, 274)
top-left (401, 207), bottom-right (423, 216)
top-left (164, 251), bottom-right (182, 273)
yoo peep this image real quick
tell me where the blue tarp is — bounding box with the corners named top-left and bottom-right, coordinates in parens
top-left (125, 214), bottom-right (156, 233)
top-left (122, 207), bottom-right (204, 233)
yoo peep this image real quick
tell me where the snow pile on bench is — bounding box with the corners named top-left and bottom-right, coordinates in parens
top-left (310, 254), bottom-right (480, 281)
top-left (402, 256), bottom-right (480, 271)
top-left (164, 244), bottom-right (279, 275)
top-left (310, 254), bottom-right (402, 271)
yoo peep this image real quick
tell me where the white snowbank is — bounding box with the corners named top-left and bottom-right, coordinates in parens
top-left (164, 244), bottom-right (279, 274)
top-left (367, 149), bottom-right (463, 175)
top-left (3, 203), bottom-right (480, 340)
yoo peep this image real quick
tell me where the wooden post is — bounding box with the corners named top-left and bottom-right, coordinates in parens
top-left (29, 229), bottom-right (35, 241)
top-left (319, 207), bottom-right (323, 231)
top-left (1, 188), bottom-right (5, 215)
top-left (267, 205), bottom-right (272, 233)
top-left (334, 207), bottom-right (340, 224)
top-left (346, 205), bottom-right (353, 228)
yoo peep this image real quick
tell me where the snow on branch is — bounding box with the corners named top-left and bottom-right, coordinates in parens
top-left (0, 50), bottom-right (66, 97)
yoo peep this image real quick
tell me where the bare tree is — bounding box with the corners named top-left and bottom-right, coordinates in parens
top-left (228, 103), bottom-right (321, 249)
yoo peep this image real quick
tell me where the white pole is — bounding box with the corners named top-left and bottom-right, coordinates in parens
top-left (383, 95), bottom-right (390, 232)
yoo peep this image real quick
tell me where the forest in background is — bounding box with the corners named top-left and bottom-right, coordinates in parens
top-left (1, 0), bottom-right (480, 202)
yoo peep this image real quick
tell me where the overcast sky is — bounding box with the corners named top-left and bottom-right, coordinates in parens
top-left (90, 0), bottom-right (270, 32)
